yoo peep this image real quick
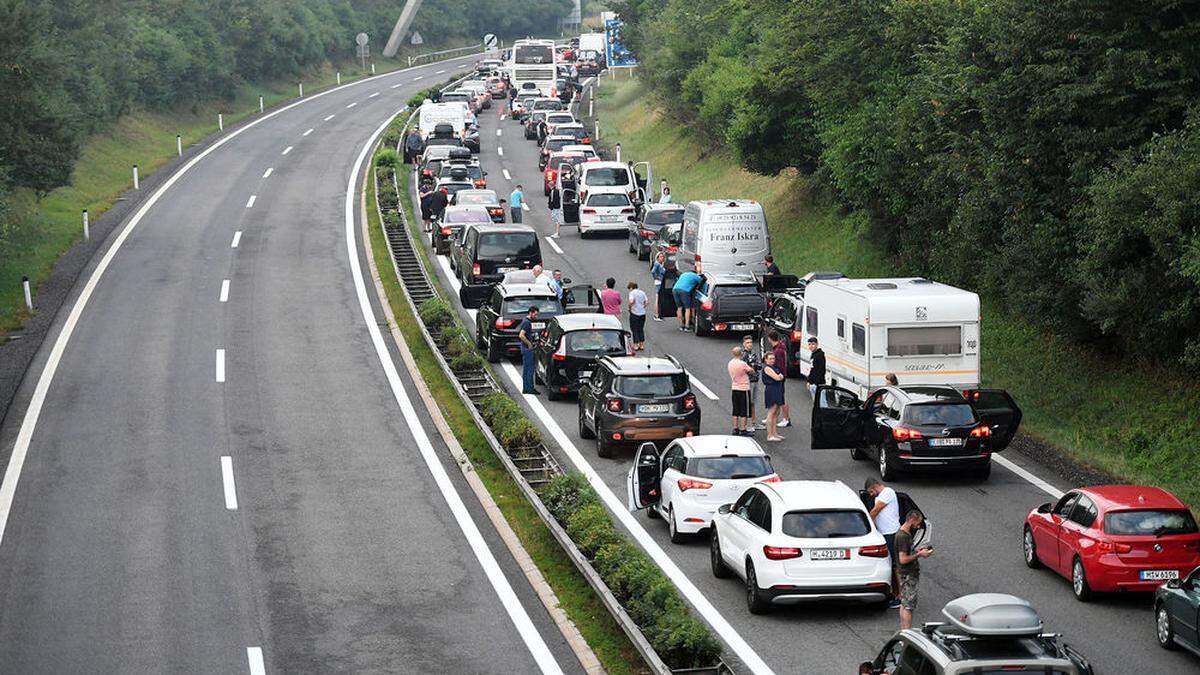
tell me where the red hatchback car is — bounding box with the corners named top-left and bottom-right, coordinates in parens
top-left (1024, 485), bottom-right (1200, 601)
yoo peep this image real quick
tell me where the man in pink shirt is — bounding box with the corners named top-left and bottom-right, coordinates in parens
top-left (600, 277), bottom-right (622, 316)
top-left (727, 346), bottom-right (755, 436)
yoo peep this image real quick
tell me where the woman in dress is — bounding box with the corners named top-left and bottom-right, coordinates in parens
top-left (762, 352), bottom-right (786, 442)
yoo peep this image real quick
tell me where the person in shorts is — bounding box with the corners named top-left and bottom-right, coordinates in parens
top-left (672, 268), bottom-right (702, 331)
top-left (896, 509), bottom-right (934, 629)
top-left (727, 346), bottom-right (755, 436)
top-left (866, 478), bottom-right (903, 608)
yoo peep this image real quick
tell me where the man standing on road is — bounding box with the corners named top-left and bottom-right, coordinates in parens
top-left (806, 337), bottom-right (826, 397)
top-left (627, 282), bottom-right (648, 351)
top-left (547, 181), bottom-right (563, 238)
top-left (551, 269), bottom-right (565, 302)
top-left (866, 478), bottom-right (903, 609)
top-left (766, 331), bottom-right (791, 428)
top-left (650, 253), bottom-right (667, 321)
top-left (427, 187), bottom-right (449, 234)
top-left (741, 335), bottom-right (761, 431)
top-left (728, 346), bottom-right (755, 436)
top-left (896, 509), bottom-right (933, 629)
top-left (518, 306), bottom-right (542, 395)
top-left (672, 268), bottom-right (703, 331)
top-left (404, 130), bottom-right (423, 164)
top-left (510, 184), bottom-right (525, 223)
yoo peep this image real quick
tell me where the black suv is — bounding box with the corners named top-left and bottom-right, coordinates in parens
top-left (811, 385), bottom-right (1021, 480)
top-left (475, 283), bottom-right (562, 362)
top-left (433, 205), bottom-right (491, 255)
top-left (629, 203), bottom-right (685, 261)
top-left (534, 314), bottom-right (630, 400)
top-left (578, 356), bottom-right (701, 458)
top-left (691, 273), bottom-right (768, 337)
top-left (454, 224), bottom-right (543, 309)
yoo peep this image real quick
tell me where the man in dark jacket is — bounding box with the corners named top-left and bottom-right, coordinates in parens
top-left (806, 336), bottom-right (826, 397)
top-left (403, 131), bottom-right (423, 164)
top-left (426, 187), bottom-right (449, 233)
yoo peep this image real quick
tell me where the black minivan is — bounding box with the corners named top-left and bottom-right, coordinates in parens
top-left (455, 224), bottom-right (542, 308)
top-left (535, 313), bottom-right (631, 399)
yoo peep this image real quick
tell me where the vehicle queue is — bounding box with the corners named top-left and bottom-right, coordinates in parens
top-left (401, 40), bottom-right (1200, 673)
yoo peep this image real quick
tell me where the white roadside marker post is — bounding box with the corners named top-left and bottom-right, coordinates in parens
top-left (218, 113), bottom-right (224, 131)
top-left (299, 82), bottom-right (304, 97)
top-left (176, 134), bottom-right (182, 156)
top-left (371, 63), bottom-right (376, 75)
top-left (22, 277), bottom-right (32, 311)
top-left (132, 164), bottom-right (139, 190)
top-left (259, 95), bottom-right (264, 113)
top-left (337, 72), bottom-right (341, 85)
top-left (82, 209), bottom-right (89, 241)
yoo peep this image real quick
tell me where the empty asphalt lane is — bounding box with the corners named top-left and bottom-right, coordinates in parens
top-left (0, 56), bottom-right (577, 673)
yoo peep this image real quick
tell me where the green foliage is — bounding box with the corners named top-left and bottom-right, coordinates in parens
top-left (375, 148), bottom-right (399, 169)
top-left (417, 297), bottom-right (454, 331)
top-left (449, 350), bottom-right (485, 375)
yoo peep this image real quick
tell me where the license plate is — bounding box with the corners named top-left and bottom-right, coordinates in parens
top-left (637, 404), bottom-right (670, 414)
top-left (598, 215), bottom-right (621, 223)
top-left (809, 548), bottom-right (850, 561)
top-left (579, 370), bottom-right (593, 379)
top-left (1140, 570), bottom-right (1180, 581)
top-left (731, 323), bottom-right (755, 331)
top-left (531, 322), bottom-right (545, 330)
top-left (928, 437), bottom-right (965, 447)
top-left (497, 266), bottom-right (517, 273)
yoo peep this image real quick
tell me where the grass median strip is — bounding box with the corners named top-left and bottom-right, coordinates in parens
top-left (366, 146), bottom-right (647, 675)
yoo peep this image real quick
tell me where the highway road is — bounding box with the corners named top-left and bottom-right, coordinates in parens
top-left (417, 90), bottom-right (1199, 674)
top-left (0, 56), bottom-right (581, 674)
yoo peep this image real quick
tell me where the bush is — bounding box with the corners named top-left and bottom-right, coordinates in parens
top-left (541, 473), bottom-right (598, 520)
top-left (375, 148), bottom-right (398, 168)
top-left (494, 415), bottom-right (543, 452)
top-left (449, 350), bottom-right (484, 375)
top-left (417, 297), bottom-right (454, 331)
top-left (565, 503), bottom-right (624, 558)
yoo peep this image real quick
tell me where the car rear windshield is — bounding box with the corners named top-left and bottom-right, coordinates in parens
top-left (713, 284), bottom-right (760, 296)
top-left (615, 374), bottom-right (688, 397)
top-left (546, 139), bottom-right (572, 152)
top-left (902, 403), bottom-right (977, 426)
top-left (478, 232), bottom-right (539, 258)
top-left (503, 297), bottom-right (559, 315)
top-left (444, 210), bottom-right (490, 224)
top-left (1104, 509), bottom-right (1199, 536)
top-left (547, 114), bottom-right (574, 124)
top-left (645, 210), bottom-right (685, 226)
top-left (533, 100), bottom-right (564, 111)
top-left (441, 184), bottom-right (472, 196)
top-left (585, 168), bottom-right (631, 187)
top-left (565, 330), bottom-right (626, 355)
top-left (457, 193), bottom-right (498, 205)
top-left (443, 166), bottom-right (483, 180)
top-left (587, 193), bottom-right (631, 207)
top-left (686, 456), bottom-right (772, 480)
top-left (781, 510), bottom-right (871, 538)
top-left (441, 93), bottom-right (470, 102)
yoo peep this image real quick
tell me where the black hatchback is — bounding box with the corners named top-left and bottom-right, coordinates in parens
top-left (534, 313), bottom-right (631, 400)
top-left (810, 385), bottom-right (1022, 480)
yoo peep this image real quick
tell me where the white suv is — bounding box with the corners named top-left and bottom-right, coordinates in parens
top-left (627, 437), bottom-right (780, 543)
top-left (578, 190), bottom-right (636, 237)
top-left (709, 480), bottom-right (892, 613)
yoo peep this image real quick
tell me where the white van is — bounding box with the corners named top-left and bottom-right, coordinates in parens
top-left (799, 277), bottom-right (981, 399)
top-left (578, 161), bottom-right (635, 204)
top-left (678, 200), bottom-right (770, 275)
top-left (418, 102), bottom-right (469, 138)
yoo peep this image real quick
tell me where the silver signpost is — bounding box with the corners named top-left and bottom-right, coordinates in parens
top-left (356, 33), bottom-right (370, 72)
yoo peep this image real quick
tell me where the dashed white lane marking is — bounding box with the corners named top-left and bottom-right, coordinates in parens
top-left (436, 69), bottom-right (446, 74)
top-left (281, 146), bottom-right (293, 155)
top-left (497, 147), bottom-right (504, 157)
top-left (219, 279), bottom-right (230, 303)
top-left (502, 169), bottom-right (512, 180)
top-left (414, 75), bottom-right (424, 81)
top-left (369, 92), bottom-right (380, 98)
top-left (220, 456), bottom-right (238, 510)
top-left (324, 114), bottom-right (335, 121)
top-left (346, 102), bottom-right (358, 109)
top-left (429, 254), bottom-right (772, 674)
top-left (245, 195), bottom-right (256, 209)
top-left (344, 113), bottom-right (563, 675)
top-left (391, 83), bottom-right (402, 89)
top-left (994, 455), bottom-right (1064, 498)
top-left (215, 349), bottom-right (226, 383)
top-left (231, 231), bottom-right (242, 248)
top-left (303, 128), bottom-right (313, 136)
top-left (544, 237), bottom-right (563, 254)
top-left (262, 167), bottom-right (273, 179)
top-left (687, 374), bottom-right (720, 400)
top-left (246, 647), bottom-right (265, 675)
top-left (496, 128), bottom-right (503, 136)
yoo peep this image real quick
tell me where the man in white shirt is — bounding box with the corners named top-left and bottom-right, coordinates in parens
top-left (866, 477), bottom-right (902, 608)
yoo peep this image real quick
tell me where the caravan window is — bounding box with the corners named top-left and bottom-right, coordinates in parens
top-left (837, 317), bottom-right (845, 339)
top-left (887, 326), bottom-right (962, 357)
top-left (805, 307), bottom-right (819, 336)
top-left (852, 323), bottom-right (866, 355)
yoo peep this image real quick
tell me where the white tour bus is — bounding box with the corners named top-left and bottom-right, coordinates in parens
top-left (798, 277), bottom-right (981, 399)
top-left (677, 200), bottom-right (771, 276)
top-left (510, 65), bottom-right (557, 98)
top-left (418, 101), bottom-right (470, 138)
top-left (511, 38), bottom-right (556, 65)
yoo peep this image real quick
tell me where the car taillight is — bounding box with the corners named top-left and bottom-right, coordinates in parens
top-left (893, 427), bottom-right (923, 441)
top-left (474, 179), bottom-right (486, 188)
top-left (666, 246), bottom-right (678, 252)
top-left (605, 398), bottom-right (623, 412)
top-left (621, 208), bottom-right (635, 214)
top-left (582, 208), bottom-right (597, 214)
top-left (440, 227), bottom-right (451, 235)
top-left (472, 263), bottom-right (481, 276)
top-left (701, 300), bottom-right (713, 311)
top-left (422, 169), bottom-right (432, 176)
top-left (759, 475), bottom-right (782, 484)
top-left (552, 339), bottom-right (567, 361)
top-left (639, 229), bottom-right (655, 238)
top-left (763, 546), bottom-right (802, 560)
top-left (1096, 540), bottom-right (1133, 554)
top-left (547, 169), bottom-right (557, 180)
top-left (677, 478), bottom-right (713, 492)
top-left (581, 137), bottom-right (590, 144)
top-left (859, 544), bottom-right (890, 558)
top-left (683, 394), bottom-right (697, 410)
top-left (791, 330), bottom-right (803, 342)
top-left (488, 207), bottom-right (502, 215)
top-left (495, 318), bottom-right (516, 329)
top-left (969, 425), bottom-right (992, 438)
top-left (694, 254), bottom-right (702, 262)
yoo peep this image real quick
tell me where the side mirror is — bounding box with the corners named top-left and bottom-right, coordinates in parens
top-left (1165, 579), bottom-right (1183, 589)
top-left (1036, 502), bottom-right (1052, 514)
top-left (563, 278), bottom-right (573, 285)
top-left (718, 504), bottom-right (732, 515)
top-left (499, 198), bottom-right (508, 204)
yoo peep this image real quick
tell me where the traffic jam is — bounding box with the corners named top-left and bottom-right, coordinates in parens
top-left (403, 36), bottom-right (1200, 674)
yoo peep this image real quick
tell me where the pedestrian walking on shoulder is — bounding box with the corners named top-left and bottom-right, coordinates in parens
top-left (727, 346), bottom-right (755, 436)
top-left (419, 184), bottom-right (435, 230)
top-left (762, 352), bottom-right (786, 441)
top-left (510, 185), bottom-right (525, 223)
top-left (766, 331), bottom-right (791, 427)
top-left (865, 478), bottom-right (903, 608)
top-left (896, 509), bottom-right (933, 629)
top-left (600, 277), bottom-right (622, 316)
top-left (650, 253), bottom-right (667, 320)
top-left (627, 282), bottom-right (648, 350)
top-left (548, 183), bottom-right (563, 238)
top-left (806, 336), bottom-right (826, 398)
top-left (404, 130), bottom-right (423, 164)
top-left (741, 335), bottom-right (761, 429)
top-left (518, 306), bottom-right (542, 395)
top-left (672, 268), bottom-right (703, 331)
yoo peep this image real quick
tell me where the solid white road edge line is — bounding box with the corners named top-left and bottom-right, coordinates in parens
top-left (544, 237), bottom-right (563, 255)
top-left (245, 195), bottom-right (256, 209)
top-left (219, 280), bottom-right (231, 303)
top-left (281, 146), bottom-right (293, 155)
top-left (0, 52), bottom-right (480, 549)
top-left (246, 647), bottom-right (266, 675)
top-left (231, 231), bottom-right (242, 248)
top-left (220, 456), bottom-right (238, 510)
top-left (262, 167), bottom-right (273, 179)
top-left (345, 112), bottom-right (562, 675)
top-left (215, 349), bottom-right (226, 383)
top-left (429, 257), bottom-right (772, 674)
top-left (503, 169), bottom-right (512, 181)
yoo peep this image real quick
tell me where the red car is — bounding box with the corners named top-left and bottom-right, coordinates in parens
top-left (1024, 485), bottom-right (1200, 601)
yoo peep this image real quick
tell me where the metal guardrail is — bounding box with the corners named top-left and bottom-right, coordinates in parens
top-left (407, 42), bottom-right (486, 67)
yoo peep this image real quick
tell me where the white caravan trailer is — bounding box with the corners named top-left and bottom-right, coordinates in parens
top-left (799, 277), bottom-right (981, 399)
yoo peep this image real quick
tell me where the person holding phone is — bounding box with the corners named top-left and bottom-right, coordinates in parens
top-left (896, 509), bottom-right (934, 629)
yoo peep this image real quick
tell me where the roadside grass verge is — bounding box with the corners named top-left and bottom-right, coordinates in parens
top-left (595, 79), bottom-right (1200, 509)
top-left (367, 142), bottom-right (648, 674)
